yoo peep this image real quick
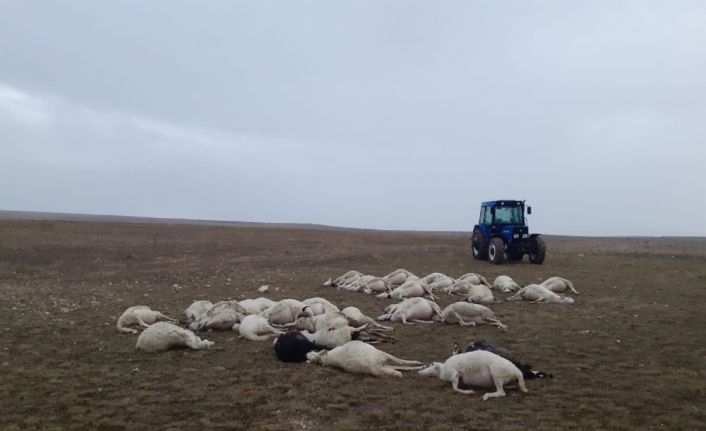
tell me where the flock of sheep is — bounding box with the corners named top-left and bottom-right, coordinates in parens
top-left (117, 268), bottom-right (578, 401)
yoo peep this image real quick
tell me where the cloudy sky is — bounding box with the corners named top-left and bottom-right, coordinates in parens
top-left (1, 1), bottom-right (705, 236)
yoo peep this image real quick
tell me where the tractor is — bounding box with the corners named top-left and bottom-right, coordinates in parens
top-left (471, 200), bottom-right (546, 265)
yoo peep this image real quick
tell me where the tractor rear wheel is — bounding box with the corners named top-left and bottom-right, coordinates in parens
top-left (472, 228), bottom-right (488, 260)
top-left (529, 236), bottom-right (546, 264)
top-left (488, 237), bottom-right (505, 265)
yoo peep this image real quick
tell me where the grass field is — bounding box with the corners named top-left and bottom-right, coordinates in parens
top-left (1, 219), bottom-right (704, 430)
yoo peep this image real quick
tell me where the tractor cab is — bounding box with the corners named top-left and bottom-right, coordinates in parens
top-left (472, 200), bottom-right (545, 265)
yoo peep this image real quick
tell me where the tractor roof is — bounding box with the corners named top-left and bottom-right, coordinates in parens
top-left (481, 200), bottom-right (524, 207)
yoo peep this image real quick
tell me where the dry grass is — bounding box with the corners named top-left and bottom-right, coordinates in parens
top-left (0, 219), bottom-right (705, 430)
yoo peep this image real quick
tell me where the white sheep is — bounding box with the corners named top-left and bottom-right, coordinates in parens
top-left (184, 300), bottom-right (214, 322)
top-left (540, 277), bottom-right (579, 295)
top-left (136, 322), bottom-right (214, 352)
top-left (378, 277), bottom-right (436, 300)
top-left (359, 277), bottom-right (391, 294)
top-left (232, 314), bottom-right (284, 341)
top-left (440, 280), bottom-right (473, 296)
top-left (188, 300), bottom-right (247, 331)
top-left (506, 284), bottom-right (575, 304)
top-left (440, 302), bottom-right (506, 330)
top-left (341, 306), bottom-right (393, 331)
top-left (428, 276), bottom-right (456, 292)
top-left (324, 270), bottom-right (363, 288)
top-left (307, 340), bottom-right (423, 377)
top-left (418, 350), bottom-right (528, 400)
top-left (466, 284), bottom-right (498, 305)
top-left (492, 275), bottom-right (521, 293)
top-left (421, 272), bottom-right (450, 284)
top-left (117, 306), bottom-right (177, 334)
top-left (457, 273), bottom-right (490, 286)
top-left (238, 297), bottom-right (276, 315)
top-left (377, 298), bottom-right (442, 324)
top-left (303, 324), bottom-right (368, 349)
top-left (302, 297), bottom-right (340, 315)
top-left (259, 299), bottom-right (309, 325)
top-left (383, 268), bottom-right (416, 287)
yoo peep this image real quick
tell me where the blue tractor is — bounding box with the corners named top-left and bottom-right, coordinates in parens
top-left (471, 200), bottom-right (546, 265)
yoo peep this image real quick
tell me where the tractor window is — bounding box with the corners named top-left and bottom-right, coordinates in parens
top-left (494, 206), bottom-right (523, 224)
top-left (481, 207), bottom-right (492, 224)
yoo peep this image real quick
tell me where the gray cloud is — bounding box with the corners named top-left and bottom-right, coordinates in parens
top-left (1, 1), bottom-right (705, 235)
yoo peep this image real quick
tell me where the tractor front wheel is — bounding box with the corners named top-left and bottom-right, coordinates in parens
top-left (488, 237), bottom-right (506, 265)
top-left (472, 228), bottom-right (488, 260)
top-left (529, 236), bottom-right (546, 264)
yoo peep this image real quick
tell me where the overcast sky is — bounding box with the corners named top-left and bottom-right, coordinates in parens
top-left (1, 1), bottom-right (705, 236)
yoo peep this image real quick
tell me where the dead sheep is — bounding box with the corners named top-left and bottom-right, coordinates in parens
top-left (377, 298), bottom-right (443, 324)
top-left (419, 350), bottom-right (528, 400)
top-left (421, 272), bottom-right (451, 284)
top-left (302, 297), bottom-right (340, 315)
top-left (341, 306), bottom-right (393, 331)
top-left (233, 314), bottom-right (285, 341)
top-left (238, 297), bottom-right (276, 315)
top-left (383, 268), bottom-right (416, 287)
top-left (440, 302), bottom-right (507, 330)
top-left (540, 277), bottom-right (579, 295)
top-left (428, 276), bottom-right (456, 292)
top-left (378, 277), bottom-right (436, 300)
top-left (184, 300), bottom-right (214, 322)
top-left (273, 331), bottom-right (317, 363)
top-left (506, 284), bottom-right (575, 304)
top-left (324, 270), bottom-right (363, 288)
top-left (453, 340), bottom-right (552, 380)
top-left (492, 275), bottom-right (521, 293)
top-left (440, 280), bottom-right (474, 296)
top-left (117, 306), bottom-right (177, 334)
top-left (188, 300), bottom-right (247, 331)
top-left (457, 273), bottom-right (491, 286)
top-left (259, 299), bottom-right (309, 325)
top-left (136, 322), bottom-right (214, 352)
top-left (306, 340), bottom-right (423, 378)
top-left (466, 284), bottom-right (499, 305)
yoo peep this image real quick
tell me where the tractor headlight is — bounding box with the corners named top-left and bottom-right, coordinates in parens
top-left (513, 234), bottom-right (519, 239)
top-left (522, 234), bottom-right (529, 238)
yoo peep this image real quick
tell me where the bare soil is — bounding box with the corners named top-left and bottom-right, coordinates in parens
top-left (1, 219), bottom-right (705, 430)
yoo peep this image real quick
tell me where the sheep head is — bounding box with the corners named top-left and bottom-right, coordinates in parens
top-left (418, 363), bottom-right (443, 377)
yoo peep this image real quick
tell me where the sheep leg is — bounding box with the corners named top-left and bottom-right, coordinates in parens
top-left (374, 366), bottom-right (403, 378)
top-left (485, 318), bottom-right (507, 331)
top-left (136, 317), bottom-right (152, 328)
top-left (154, 312), bottom-right (177, 323)
top-left (383, 353), bottom-right (423, 368)
top-left (369, 321), bottom-right (394, 331)
top-left (568, 285), bottom-right (580, 295)
top-left (482, 372), bottom-right (507, 401)
top-left (453, 312), bottom-right (477, 327)
top-left (451, 373), bottom-right (474, 395)
top-left (410, 319), bottom-right (436, 324)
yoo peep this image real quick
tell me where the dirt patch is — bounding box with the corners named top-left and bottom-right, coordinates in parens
top-left (1, 219), bottom-right (705, 430)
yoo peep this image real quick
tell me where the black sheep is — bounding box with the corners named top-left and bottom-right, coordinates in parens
top-left (274, 331), bottom-right (317, 363)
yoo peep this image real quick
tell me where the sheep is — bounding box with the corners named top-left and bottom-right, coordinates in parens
top-left (238, 297), bottom-right (276, 315)
top-left (259, 299), bottom-right (308, 325)
top-left (184, 300), bottom-right (214, 322)
top-left (440, 280), bottom-right (474, 296)
top-left (295, 310), bottom-right (351, 333)
top-left (428, 276), bottom-right (456, 292)
top-left (303, 324), bottom-right (369, 349)
top-left (378, 276), bottom-right (436, 300)
top-left (306, 340), bottom-right (423, 378)
top-left (492, 275), bottom-right (521, 293)
top-left (440, 302), bottom-right (507, 330)
top-left (506, 284), bottom-right (575, 304)
top-left (360, 277), bottom-right (392, 294)
top-left (421, 272), bottom-right (451, 284)
top-left (466, 284), bottom-right (498, 305)
top-left (452, 340), bottom-right (552, 379)
top-left (341, 306), bottom-right (393, 331)
top-left (377, 298), bottom-right (443, 324)
top-left (457, 273), bottom-right (490, 287)
top-left (233, 314), bottom-right (285, 341)
top-left (273, 331), bottom-right (317, 362)
top-left (302, 297), bottom-right (339, 315)
top-left (135, 322), bottom-right (214, 352)
top-left (383, 268), bottom-right (416, 287)
top-left (540, 276), bottom-right (579, 295)
top-left (324, 270), bottom-right (363, 288)
top-left (418, 350), bottom-right (528, 400)
top-left (117, 306), bottom-right (177, 334)
top-left (188, 300), bottom-right (247, 331)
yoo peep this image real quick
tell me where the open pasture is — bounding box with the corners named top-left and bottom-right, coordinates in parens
top-left (0, 219), bottom-right (704, 430)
